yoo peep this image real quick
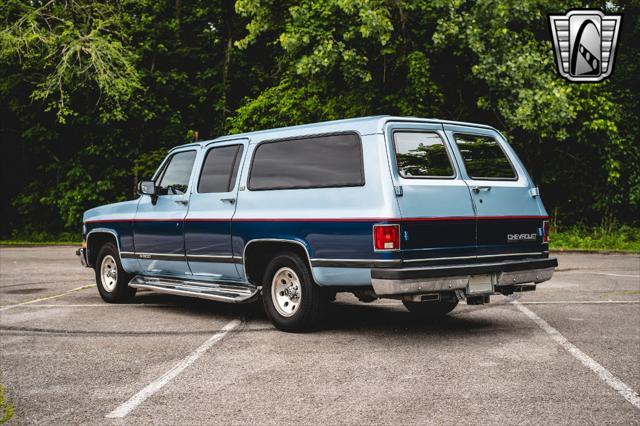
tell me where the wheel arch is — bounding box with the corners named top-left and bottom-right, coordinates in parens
top-left (86, 228), bottom-right (122, 268)
top-left (242, 239), bottom-right (315, 286)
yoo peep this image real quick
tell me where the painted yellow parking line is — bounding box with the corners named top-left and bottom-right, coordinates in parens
top-left (0, 284), bottom-right (94, 311)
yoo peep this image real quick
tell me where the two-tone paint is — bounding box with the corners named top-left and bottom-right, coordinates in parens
top-left (82, 115), bottom-right (550, 288)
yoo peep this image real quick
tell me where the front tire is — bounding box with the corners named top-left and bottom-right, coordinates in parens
top-left (95, 242), bottom-right (136, 303)
top-left (403, 299), bottom-right (458, 317)
top-left (262, 252), bottom-right (326, 332)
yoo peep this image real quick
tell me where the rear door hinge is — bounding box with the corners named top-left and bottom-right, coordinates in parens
top-left (528, 187), bottom-right (540, 197)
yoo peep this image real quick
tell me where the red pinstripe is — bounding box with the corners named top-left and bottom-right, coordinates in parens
top-left (85, 215), bottom-right (548, 224)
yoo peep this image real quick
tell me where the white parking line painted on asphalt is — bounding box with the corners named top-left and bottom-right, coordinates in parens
top-left (520, 301), bottom-right (639, 305)
top-left (106, 318), bottom-right (242, 419)
top-left (513, 301), bottom-right (640, 410)
top-left (594, 273), bottom-right (640, 278)
top-left (0, 285), bottom-right (95, 311)
top-left (558, 270), bottom-right (640, 278)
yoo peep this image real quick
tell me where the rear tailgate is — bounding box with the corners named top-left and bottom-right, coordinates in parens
top-left (443, 124), bottom-right (549, 260)
top-left (384, 122), bottom-right (478, 265)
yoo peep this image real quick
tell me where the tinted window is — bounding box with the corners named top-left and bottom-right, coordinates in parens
top-left (394, 132), bottom-right (455, 178)
top-left (198, 145), bottom-right (244, 193)
top-left (454, 134), bottom-right (516, 179)
top-left (249, 134), bottom-right (364, 190)
top-left (157, 150), bottom-right (196, 195)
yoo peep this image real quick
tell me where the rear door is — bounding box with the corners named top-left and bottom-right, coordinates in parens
top-left (443, 124), bottom-right (547, 260)
top-left (184, 139), bottom-right (246, 281)
top-left (385, 122), bottom-right (477, 263)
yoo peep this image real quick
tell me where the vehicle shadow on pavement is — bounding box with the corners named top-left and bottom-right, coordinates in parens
top-left (133, 292), bottom-right (513, 335)
top-left (322, 302), bottom-right (502, 334)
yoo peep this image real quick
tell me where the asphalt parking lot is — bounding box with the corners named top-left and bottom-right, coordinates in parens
top-left (1, 247), bottom-right (639, 424)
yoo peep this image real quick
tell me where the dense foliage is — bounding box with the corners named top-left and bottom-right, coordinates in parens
top-left (1, 0), bottom-right (638, 239)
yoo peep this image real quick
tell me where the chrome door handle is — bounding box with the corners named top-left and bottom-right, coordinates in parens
top-left (472, 186), bottom-right (491, 193)
top-left (220, 198), bottom-right (236, 204)
top-left (174, 199), bottom-right (189, 205)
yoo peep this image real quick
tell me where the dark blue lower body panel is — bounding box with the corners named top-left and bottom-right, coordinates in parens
top-left (83, 216), bottom-right (548, 285)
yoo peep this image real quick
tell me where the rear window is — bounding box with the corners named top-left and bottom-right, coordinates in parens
top-left (453, 133), bottom-right (516, 179)
top-left (248, 133), bottom-right (364, 190)
top-left (394, 131), bottom-right (455, 178)
top-left (197, 144), bottom-right (244, 193)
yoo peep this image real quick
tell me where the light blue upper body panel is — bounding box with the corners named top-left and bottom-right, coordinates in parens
top-left (84, 199), bottom-right (139, 223)
top-left (169, 115), bottom-right (497, 150)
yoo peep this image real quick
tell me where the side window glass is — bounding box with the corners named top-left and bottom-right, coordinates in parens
top-left (249, 134), bottom-right (364, 190)
top-left (157, 151), bottom-right (196, 195)
top-left (394, 132), bottom-right (455, 178)
top-left (198, 145), bottom-right (244, 193)
top-left (453, 134), bottom-right (516, 179)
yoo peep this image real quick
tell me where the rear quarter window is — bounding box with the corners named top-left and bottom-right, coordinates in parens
top-left (453, 133), bottom-right (516, 180)
top-left (393, 131), bottom-right (455, 178)
top-left (248, 133), bottom-right (364, 190)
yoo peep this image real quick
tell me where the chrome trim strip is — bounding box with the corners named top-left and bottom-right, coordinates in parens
top-left (186, 254), bottom-right (241, 264)
top-left (135, 252), bottom-right (185, 261)
top-left (310, 258), bottom-right (400, 263)
top-left (403, 252), bottom-right (544, 263)
top-left (403, 255), bottom-right (476, 263)
top-left (121, 252), bottom-right (242, 263)
top-left (477, 252), bottom-right (544, 258)
top-left (310, 258), bottom-right (402, 268)
top-left (120, 251), bottom-right (136, 259)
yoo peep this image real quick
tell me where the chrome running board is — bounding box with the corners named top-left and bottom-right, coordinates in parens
top-left (129, 275), bottom-right (259, 303)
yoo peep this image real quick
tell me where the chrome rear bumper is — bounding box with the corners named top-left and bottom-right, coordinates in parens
top-left (371, 258), bottom-right (557, 297)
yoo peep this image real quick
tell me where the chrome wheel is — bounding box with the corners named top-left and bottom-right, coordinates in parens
top-left (271, 267), bottom-right (301, 317)
top-left (100, 255), bottom-right (118, 292)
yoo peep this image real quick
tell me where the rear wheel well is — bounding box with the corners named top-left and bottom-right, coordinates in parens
top-left (87, 232), bottom-right (118, 267)
top-left (243, 241), bottom-right (312, 286)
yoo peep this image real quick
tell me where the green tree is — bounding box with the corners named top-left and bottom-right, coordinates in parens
top-left (0, 0), bottom-right (638, 239)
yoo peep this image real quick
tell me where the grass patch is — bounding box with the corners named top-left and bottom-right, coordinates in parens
top-left (0, 240), bottom-right (81, 246)
top-left (550, 225), bottom-right (640, 253)
top-left (1, 230), bottom-right (81, 246)
top-left (0, 384), bottom-right (14, 424)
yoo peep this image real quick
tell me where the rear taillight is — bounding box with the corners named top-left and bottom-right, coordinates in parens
top-left (374, 224), bottom-right (400, 251)
top-left (543, 220), bottom-right (549, 243)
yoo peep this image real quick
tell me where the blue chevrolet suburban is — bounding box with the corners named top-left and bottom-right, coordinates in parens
top-left (77, 116), bottom-right (557, 331)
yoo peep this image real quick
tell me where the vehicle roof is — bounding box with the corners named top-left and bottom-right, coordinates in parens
top-left (169, 116), bottom-right (498, 152)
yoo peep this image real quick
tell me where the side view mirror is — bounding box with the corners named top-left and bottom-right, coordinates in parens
top-left (138, 180), bottom-right (157, 196)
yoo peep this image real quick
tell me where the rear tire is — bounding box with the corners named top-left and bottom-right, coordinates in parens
top-left (403, 299), bottom-right (458, 317)
top-left (262, 252), bottom-right (326, 332)
top-left (95, 242), bottom-right (136, 303)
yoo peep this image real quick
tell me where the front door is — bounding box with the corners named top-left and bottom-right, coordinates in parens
top-left (385, 122), bottom-right (477, 263)
top-left (134, 149), bottom-right (198, 276)
top-left (443, 125), bottom-right (547, 260)
top-left (184, 140), bottom-right (246, 281)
